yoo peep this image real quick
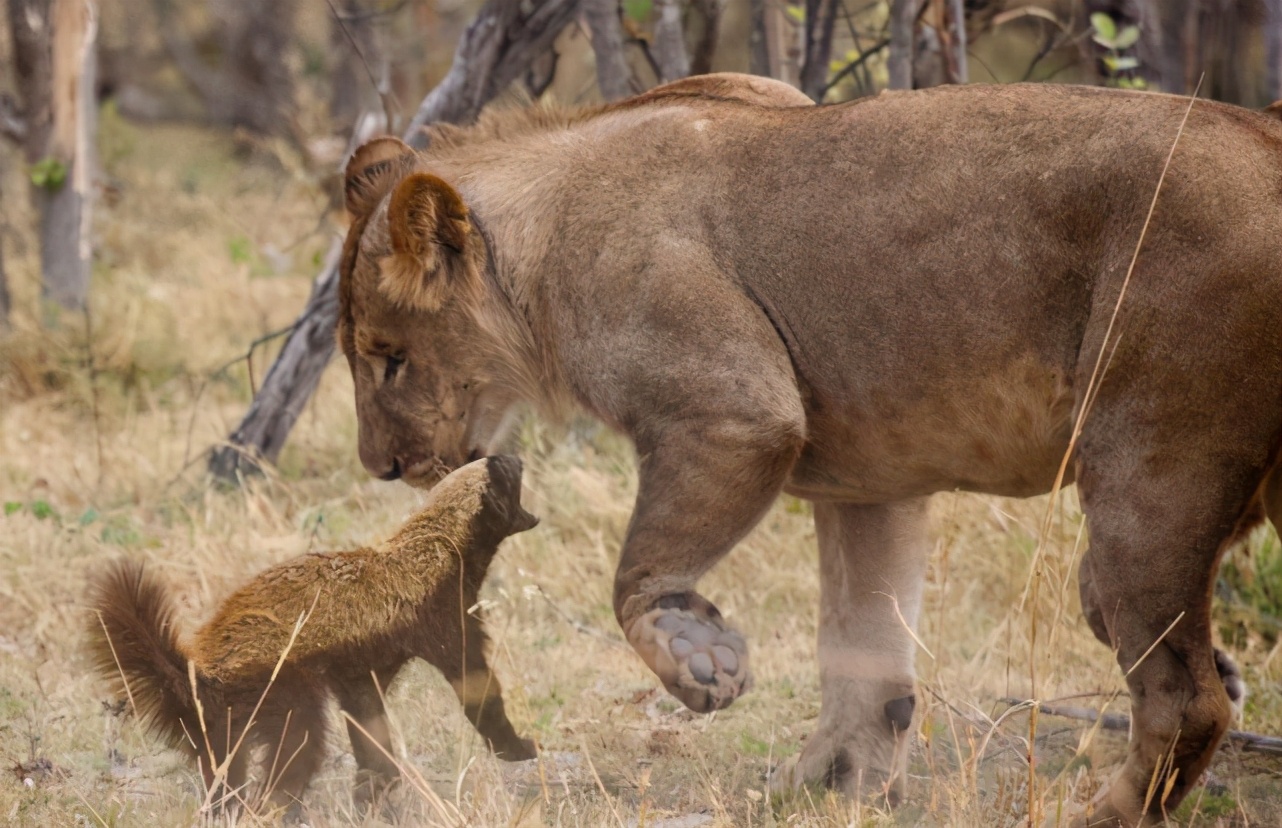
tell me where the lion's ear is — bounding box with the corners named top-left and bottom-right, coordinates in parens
top-left (344, 137), bottom-right (415, 218)
top-left (380, 173), bottom-right (472, 312)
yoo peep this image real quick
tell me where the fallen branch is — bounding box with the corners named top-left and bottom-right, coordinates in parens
top-left (1000, 698), bottom-right (1282, 757)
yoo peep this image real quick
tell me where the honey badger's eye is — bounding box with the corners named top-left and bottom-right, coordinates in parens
top-left (383, 354), bottom-right (405, 383)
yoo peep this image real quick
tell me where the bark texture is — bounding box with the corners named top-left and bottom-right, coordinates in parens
top-left (799, 0), bottom-right (836, 101)
top-left (652, 0), bottom-right (691, 83)
top-left (583, 0), bottom-right (633, 101)
top-left (888, 0), bottom-right (916, 90)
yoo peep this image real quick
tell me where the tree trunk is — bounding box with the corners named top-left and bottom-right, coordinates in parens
top-left (748, 0), bottom-right (771, 77)
top-left (652, 0), bottom-right (691, 83)
top-left (42, 0), bottom-right (95, 312)
top-left (210, 0), bottom-right (582, 481)
top-left (799, 0), bottom-right (837, 101)
top-left (1269, 0), bottom-right (1282, 102)
top-left (329, 0), bottom-right (381, 136)
top-left (584, 0), bottom-right (632, 100)
top-left (9, 0), bottom-right (95, 315)
top-left (0, 172), bottom-right (9, 330)
top-left (946, 0), bottom-right (967, 84)
top-left (888, 0), bottom-right (916, 90)
top-left (688, 0), bottom-right (721, 76)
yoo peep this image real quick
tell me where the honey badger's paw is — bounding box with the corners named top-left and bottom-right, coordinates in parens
top-left (1214, 648), bottom-right (1246, 719)
top-left (625, 592), bottom-right (750, 712)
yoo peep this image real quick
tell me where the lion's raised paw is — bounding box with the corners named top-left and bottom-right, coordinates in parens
top-left (626, 592), bottom-right (750, 713)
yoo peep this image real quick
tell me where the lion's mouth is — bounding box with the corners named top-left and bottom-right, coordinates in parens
top-left (402, 457), bottom-right (452, 489)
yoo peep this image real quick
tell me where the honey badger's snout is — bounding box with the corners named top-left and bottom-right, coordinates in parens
top-left (484, 455), bottom-right (539, 534)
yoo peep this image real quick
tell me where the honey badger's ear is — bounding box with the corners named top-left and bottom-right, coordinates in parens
top-left (344, 137), bottom-right (415, 218)
top-left (380, 173), bottom-right (472, 312)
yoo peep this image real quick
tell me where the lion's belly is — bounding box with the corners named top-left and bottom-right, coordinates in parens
top-left (783, 356), bottom-right (1077, 503)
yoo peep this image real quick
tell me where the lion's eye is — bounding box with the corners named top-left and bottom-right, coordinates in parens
top-left (383, 354), bottom-right (405, 383)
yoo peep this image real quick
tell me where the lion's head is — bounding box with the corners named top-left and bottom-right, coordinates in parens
top-left (336, 137), bottom-right (520, 488)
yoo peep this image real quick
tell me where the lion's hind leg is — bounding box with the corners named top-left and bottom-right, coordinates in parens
top-left (1071, 426), bottom-right (1278, 825)
top-left (769, 499), bottom-right (930, 806)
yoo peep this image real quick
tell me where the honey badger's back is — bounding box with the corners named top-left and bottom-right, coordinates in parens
top-left (190, 455), bottom-right (536, 679)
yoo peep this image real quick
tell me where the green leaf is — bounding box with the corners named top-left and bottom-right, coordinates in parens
top-left (78, 508), bottom-right (100, 526)
top-left (1114, 25), bottom-right (1141, 51)
top-left (622, 0), bottom-right (651, 23)
top-left (3, 502), bottom-right (21, 516)
top-left (785, 4), bottom-right (805, 24)
top-left (29, 157), bottom-right (68, 190)
top-left (1090, 12), bottom-right (1117, 44)
top-left (29, 500), bottom-right (56, 520)
top-left (228, 236), bottom-right (253, 265)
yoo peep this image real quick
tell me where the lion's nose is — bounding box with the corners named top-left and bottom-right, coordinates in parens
top-left (379, 458), bottom-right (403, 481)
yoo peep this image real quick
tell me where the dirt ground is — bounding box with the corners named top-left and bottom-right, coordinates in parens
top-left (1, 113), bottom-right (1280, 828)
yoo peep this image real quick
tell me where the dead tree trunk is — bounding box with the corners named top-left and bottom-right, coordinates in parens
top-left (799, 0), bottom-right (837, 101)
top-left (652, 0), bottom-right (691, 83)
top-left (209, 0), bottom-right (581, 481)
top-left (946, 0), bottom-right (967, 84)
top-left (688, 0), bottom-right (721, 76)
top-left (749, 0), bottom-right (772, 77)
top-left (584, 0), bottom-right (632, 100)
top-left (9, 0), bottom-right (96, 315)
top-left (888, 0), bottom-right (916, 90)
top-left (329, 0), bottom-right (382, 137)
top-left (1270, 0), bottom-right (1282, 102)
top-left (0, 158), bottom-right (9, 328)
top-left (0, 237), bottom-right (9, 331)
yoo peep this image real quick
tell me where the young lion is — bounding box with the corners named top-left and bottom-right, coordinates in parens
top-left (87, 456), bottom-right (538, 812)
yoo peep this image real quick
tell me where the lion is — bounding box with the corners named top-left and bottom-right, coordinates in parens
top-left (87, 456), bottom-right (537, 813)
top-left (333, 73), bottom-right (1282, 827)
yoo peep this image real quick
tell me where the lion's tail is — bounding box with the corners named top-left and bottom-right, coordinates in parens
top-left (86, 559), bottom-right (200, 749)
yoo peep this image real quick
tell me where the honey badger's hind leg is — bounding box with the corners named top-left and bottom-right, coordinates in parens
top-left (331, 664), bottom-right (405, 805)
top-left (257, 672), bottom-right (328, 816)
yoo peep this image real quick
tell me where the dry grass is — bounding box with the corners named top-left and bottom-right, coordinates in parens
top-left (2, 115), bottom-right (1280, 828)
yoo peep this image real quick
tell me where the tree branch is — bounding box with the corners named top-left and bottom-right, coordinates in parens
top-left (688, 0), bottom-right (721, 76)
top-left (210, 0), bottom-right (581, 481)
top-left (652, 0), bottom-right (691, 84)
top-left (1001, 698), bottom-right (1282, 757)
top-left (583, 0), bottom-right (634, 101)
top-left (888, 0), bottom-right (916, 90)
top-left (0, 95), bottom-right (26, 144)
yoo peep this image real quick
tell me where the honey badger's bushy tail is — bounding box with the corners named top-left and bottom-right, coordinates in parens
top-left (86, 559), bottom-right (198, 750)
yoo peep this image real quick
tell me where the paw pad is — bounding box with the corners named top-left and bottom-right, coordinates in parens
top-left (625, 592), bottom-right (751, 713)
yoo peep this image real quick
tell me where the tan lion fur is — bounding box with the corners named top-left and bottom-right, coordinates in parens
top-left (333, 73), bottom-right (1282, 827)
top-left (86, 457), bottom-right (537, 813)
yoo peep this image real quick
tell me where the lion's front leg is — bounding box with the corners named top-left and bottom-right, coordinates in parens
top-left (613, 414), bottom-right (804, 713)
top-left (771, 499), bottom-right (930, 805)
